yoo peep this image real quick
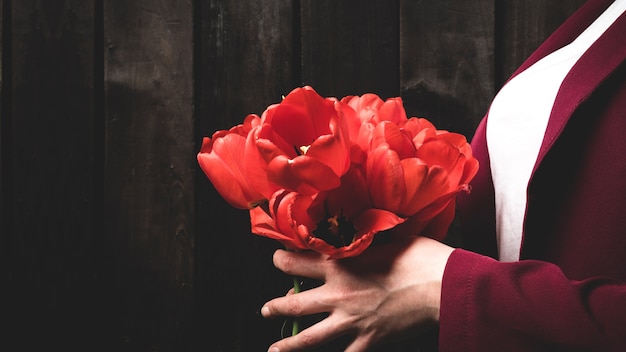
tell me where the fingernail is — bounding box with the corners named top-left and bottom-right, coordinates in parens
top-left (268, 347), bottom-right (279, 352)
top-left (261, 306), bottom-right (270, 317)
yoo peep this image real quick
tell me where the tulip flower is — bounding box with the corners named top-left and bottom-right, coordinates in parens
top-left (250, 167), bottom-right (406, 259)
top-left (364, 116), bottom-right (478, 239)
top-left (340, 94), bottom-right (413, 165)
top-left (254, 86), bottom-right (351, 195)
top-left (197, 114), bottom-right (279, 209)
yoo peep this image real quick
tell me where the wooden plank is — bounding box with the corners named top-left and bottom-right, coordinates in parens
top-left (399, 3), bottom-right (494, 347)
top-left (496, 0), bottom-right (587, 85)
top-left (194, 0), bottom-right (296, 350)
top-left (102, 0), bottom-right (194, 349)
top-left (400, 0), bottom-right (495, 140)
top-left (299, 3), bottom-right (402, 348)
top-left (0, 0), bottom-right (6, 275)
top-left (5, 1), bottom-right (101, 349)
top-left (300, 0), bottom-right (400, 99)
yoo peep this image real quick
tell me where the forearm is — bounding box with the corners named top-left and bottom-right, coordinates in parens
top-left (439, 249), bottom-right (626, 351)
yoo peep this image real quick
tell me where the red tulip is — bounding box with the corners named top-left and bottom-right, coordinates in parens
top-left (304, 167), bottom-right (407, 259)
top-left (249, 190), bottom-right (313, 250)
top-left (197, 114), bottom-right (279, 209)
top-left (341, 93), bottom-right (406, 125)
top-left (341, 93), bottom-right (385, 125)
top-left (340, 94), bottom-right (412, 164)
top-left (254, 86), bottom-right (351, 195)
top-left (365, 116), bottom-right (478, 239)
top-left (250, 172), bottom-right (406, 259)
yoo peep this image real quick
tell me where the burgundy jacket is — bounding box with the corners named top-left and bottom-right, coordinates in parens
top-left (440, 0), bottom-right (626, 350)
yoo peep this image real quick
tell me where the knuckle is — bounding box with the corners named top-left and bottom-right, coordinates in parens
top-left (275, 251), bottom-right (299, 274)
top-left (285, 296), bottom-right (303, 315)
top-left (332, 287), bottom-right (353, 304)
top-left (298, 330), bottom-right (320, 348)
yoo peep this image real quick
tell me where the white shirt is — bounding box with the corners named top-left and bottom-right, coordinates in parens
top-left (486, 0), bottom-right (626, 262)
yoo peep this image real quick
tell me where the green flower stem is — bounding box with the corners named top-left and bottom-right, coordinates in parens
top-left (292, 276), bottom-right (301, 336)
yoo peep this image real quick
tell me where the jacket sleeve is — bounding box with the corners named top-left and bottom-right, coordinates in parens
top-left (438, 248), bottom-right (626, 352)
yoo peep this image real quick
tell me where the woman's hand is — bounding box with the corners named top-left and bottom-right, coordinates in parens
top-left (261, 235), bottom-right (454, 352)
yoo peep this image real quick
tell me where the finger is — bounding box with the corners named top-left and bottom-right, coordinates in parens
top-left (267, 313), bottom-right (351, 352)
top-left (273, 249), bottom-right (328, 280)
top-left (344, 334), bottom-right (375, 352)
top-left (261, 286), bottom-right (332, 318)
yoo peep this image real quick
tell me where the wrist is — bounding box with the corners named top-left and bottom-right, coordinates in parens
top-left (424, 242), bottom-right (454, 324)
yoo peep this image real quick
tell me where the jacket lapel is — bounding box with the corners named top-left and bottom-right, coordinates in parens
top-left (533, 10), bottom-right (626, 173)
top-left (460, 0), bottom-right (624, 258)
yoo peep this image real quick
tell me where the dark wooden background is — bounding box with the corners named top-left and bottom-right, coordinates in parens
top-left (0, 0), bottom-right (585, 351)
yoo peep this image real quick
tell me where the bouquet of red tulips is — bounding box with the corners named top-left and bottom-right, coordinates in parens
top-left (197, 86), bottom-right (478, 259)
top-left (198, 86), bottom-right (479, 336)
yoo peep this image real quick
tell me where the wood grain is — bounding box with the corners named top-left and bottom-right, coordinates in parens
top-left (5, 0), bottom-right (99, 349)
top-left (400, 0), bottom-right (495, 139)
top-left (0, 1), bottom-right (589, 350)
top-left (103, 0), bottom-right (194, 349)
top-left (496, 0), bottom-right (588, 85)
top-left (300, 0), bottom-right (400, 99)
top-left (194, 0), bottom-right (296, 350)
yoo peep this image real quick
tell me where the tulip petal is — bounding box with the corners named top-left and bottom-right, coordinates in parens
top-left (267, 155), bottom-right (341, 194)
top-left (393, 198), bottom-right (456, 240)
top-left (324, 167), bottom-right (371, 219)
top-left (367, 145), bottom-right (405, 212)
top-left (400, 159), bottom-right (450, 216)
top-left (353, 208), bottom-right (405, 235)
top-left (197, 134), bottom-right (263, 209)
top-left (249, 191), bottom-right (315, 251)
top-left (403, 117), bottom-right (436, 137)
top-left (372, 121), bottom-right (415, 159)
top-left (304, 133), bottom-right (350, 178)
top-left (309, 233), bottom-right (375, 260)
top-left (341, 93), bottom-right (385, 124)
top-left (416, 139), bottom-right (464, 188)
top-left (256, 124), bottom-right (297, 162)
top-left (378, 97), bottom-right (407, 125)
top-left (462, 157), bottom-right (480, 185)
top-left (244, 128), bottom-right (281, 200)
top-left (308, 209), bottom-right (405, 259)
top-left (250, 204), bottom-right (292, 243)
top-left (269, 87), bottom-right (335, 145)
